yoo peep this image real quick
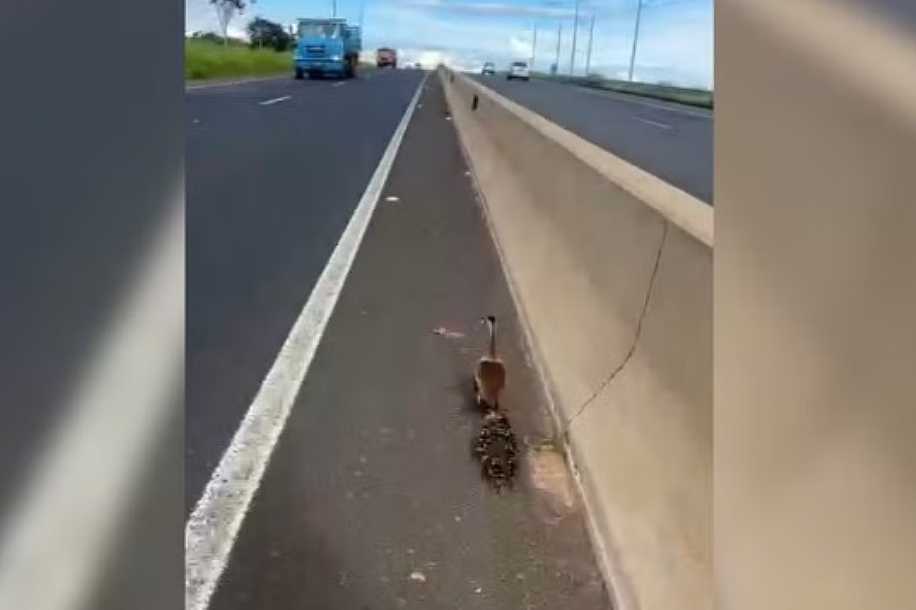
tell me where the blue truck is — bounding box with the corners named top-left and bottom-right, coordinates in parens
top-left (294, 18), bottom-right (362, 79)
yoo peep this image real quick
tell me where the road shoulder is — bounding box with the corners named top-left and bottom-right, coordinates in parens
top-left (207, 73), bottom-right (611, 610)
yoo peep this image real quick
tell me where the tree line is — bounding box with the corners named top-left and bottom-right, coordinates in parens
top-left (202, 1), bottom-right (294, 52)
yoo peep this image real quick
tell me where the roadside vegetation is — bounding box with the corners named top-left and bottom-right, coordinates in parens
top-left (185, 27), bottom-right (292, 82)
top-left (535, 72), bottom-right (713, 109)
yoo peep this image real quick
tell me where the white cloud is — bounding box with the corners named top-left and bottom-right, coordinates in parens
top-left (509, 35), bottom-right (534, 59)
top-left (185, 0), bottom-right (250, 39)
top-left (399, 0), bottom-right (580, 19)
top-left (399, 48), bottom-right (477, 71)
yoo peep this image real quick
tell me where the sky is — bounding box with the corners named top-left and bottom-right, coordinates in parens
top-left (186, 0), bottom-right (713, 88)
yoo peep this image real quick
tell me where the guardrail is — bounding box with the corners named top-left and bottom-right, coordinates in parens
top-left (440, 67), bottom-right (713, 610)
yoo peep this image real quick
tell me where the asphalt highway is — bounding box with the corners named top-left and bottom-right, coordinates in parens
top-left (470, 74), bottom-right (713, 203)
top-left (187, 72), bottom-right (611, 609)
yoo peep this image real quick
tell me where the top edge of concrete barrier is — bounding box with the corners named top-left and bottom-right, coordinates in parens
top-left (447, 69), bottom-right (714, 248)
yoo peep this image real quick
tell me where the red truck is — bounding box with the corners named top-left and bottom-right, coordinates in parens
top-left (376, 47), bottom-right (397, 69)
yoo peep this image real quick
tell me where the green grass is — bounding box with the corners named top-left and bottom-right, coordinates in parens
top-left (533, 72), bottom-right (713, 109)
top-left (185, 38), bottom-right (293, 81)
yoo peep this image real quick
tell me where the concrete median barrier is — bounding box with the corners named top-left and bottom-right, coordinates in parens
top-left (440, 67), bottom-right (713, 610)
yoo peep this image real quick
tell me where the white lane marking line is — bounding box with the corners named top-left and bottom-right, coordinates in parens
top-left (186, 75), bottom-right (288, 91)
top-left (333, 81), bottom-right (347, 88)
top-left (384, 195), bottom-right (400, 202)
top-left (185, 71), bottom-right (429, 610)
top-left (0, 195), bottom-right (183, 610)
top-left (578, 86), bottom-right (712, 119)
top-left (635, 117), bottom-right (673, 130)
top-left (259, 95), bottom-right (292, 106)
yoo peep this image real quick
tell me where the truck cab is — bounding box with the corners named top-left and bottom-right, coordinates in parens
top-left (295, 18), bottom-right (361, 79)
top-left (376, 48), bottom-right (397, 69)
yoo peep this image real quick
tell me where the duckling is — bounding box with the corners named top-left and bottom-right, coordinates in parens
top-left (474, 410), bottom-right (518, 491)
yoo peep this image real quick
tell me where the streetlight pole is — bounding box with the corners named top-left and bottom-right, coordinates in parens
top-left (585, 14), bottom-right (595, 76)
top-left (531, 24), bottom-right (538, 69)
top-left (569, 0), bottom-right (580, 75)
top-left (627, 0), bottom-right (643, 81)
top-left (554, 23), bottom-right (562, 75)
top-left (332, 0), bottom-right (337, 18)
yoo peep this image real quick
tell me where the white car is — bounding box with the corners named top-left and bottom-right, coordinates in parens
top-left (507, 61), bottom-right (530, 81)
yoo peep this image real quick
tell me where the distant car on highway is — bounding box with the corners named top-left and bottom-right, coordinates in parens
top-left (414, 62), bottom-right (422, 70)
top-left (507, 61), bottom-right (530, 81)
top-left (481, 62), bottom-right (496, 76)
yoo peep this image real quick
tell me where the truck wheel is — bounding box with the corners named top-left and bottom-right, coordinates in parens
top-left (295, 67), bottom-right (304, 80)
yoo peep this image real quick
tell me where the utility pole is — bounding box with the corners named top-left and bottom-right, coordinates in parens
top-left (332, 0), bottom-right (337, 18)
top-left (585, 14), bottom-right (595, 76)
top-left (627, 0), bottom-right (644, 81)
top-left (569, 0), bottom-right (580, 75)
top-left (531, 24), bottom-right (538, 69)
top-left (554, 23), bottom-right (562, 75)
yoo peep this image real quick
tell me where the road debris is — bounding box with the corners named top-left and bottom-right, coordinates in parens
top-left (385, 195), bottom-right (400, 203)
top-left (433, 326), bottom-right (465, 339)
top-left (410, 571), bottom-right (427, 583)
